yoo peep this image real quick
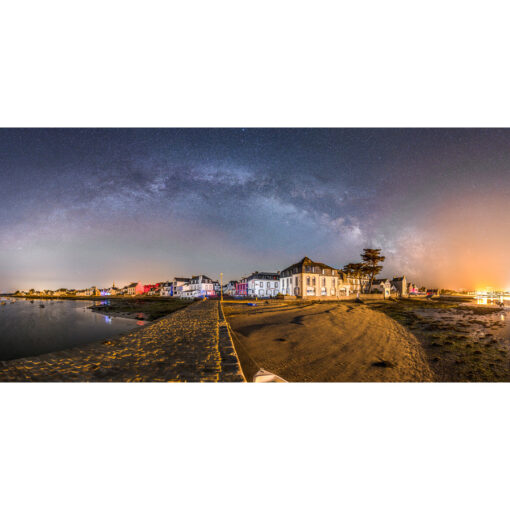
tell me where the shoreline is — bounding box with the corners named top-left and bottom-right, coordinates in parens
top-left (367, 298), bottom-right (509, 381)
top-left (0, 301), bottom-right (244, 382)
top-left (1, 294), bottom-right (183, 301)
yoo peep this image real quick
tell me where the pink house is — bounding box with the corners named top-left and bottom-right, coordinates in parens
top-left (127, 282), bottom-right (144, 295)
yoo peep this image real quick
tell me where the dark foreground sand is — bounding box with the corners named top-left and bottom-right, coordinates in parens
top-left (225, 301), bottom-right (434, 382)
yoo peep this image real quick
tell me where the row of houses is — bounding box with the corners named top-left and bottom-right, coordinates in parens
top-left (224, 257), bottom-right (419, 299)
top-left (16, 256), bottom-right (434, 300)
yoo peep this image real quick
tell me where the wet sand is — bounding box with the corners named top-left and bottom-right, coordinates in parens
top-left (225, 301), bottom-right (433, 382)
top-left (368, 299), bottom-right (510, 381)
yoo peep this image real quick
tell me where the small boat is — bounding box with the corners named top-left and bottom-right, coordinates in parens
top-left (253, 368), bottom-right (287, 383)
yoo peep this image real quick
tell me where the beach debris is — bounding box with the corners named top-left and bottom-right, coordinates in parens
top-left (253, 368), bottom-right (287, 382)
top-left (371, 360), bottom-right (394, 368)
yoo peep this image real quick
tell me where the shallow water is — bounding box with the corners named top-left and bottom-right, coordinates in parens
top-left (414, 303), bottom-right (509, 343)
top-left (0, 298), bottom-right (147, 360)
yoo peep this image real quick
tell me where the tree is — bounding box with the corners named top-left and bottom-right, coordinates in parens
top-left (342, 262), bottom-right (367, 294)
top-left (361, 248), bottom-right (385, 293)
top-left (343, 263), bottom-right (365, 278)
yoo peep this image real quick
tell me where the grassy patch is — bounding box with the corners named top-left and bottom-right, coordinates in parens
top-left (366, 298), bottom-right (509, 382)
top-left (90, 298), bottom-right (190, 321)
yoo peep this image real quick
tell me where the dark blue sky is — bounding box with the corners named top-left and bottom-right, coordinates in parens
top-left (1, 128), bottom-right (509, 292)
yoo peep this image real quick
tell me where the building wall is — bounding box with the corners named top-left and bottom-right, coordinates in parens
top-left (279, 272), bottom-right (350, 298)
top-left (247, 278), bottom-right (279, 297)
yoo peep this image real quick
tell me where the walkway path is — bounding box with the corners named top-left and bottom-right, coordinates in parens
top-left (0, 300), bottom-right (245, 382)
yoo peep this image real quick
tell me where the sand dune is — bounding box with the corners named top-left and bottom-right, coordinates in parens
top-left (225, 301), bottom-right (434, 382)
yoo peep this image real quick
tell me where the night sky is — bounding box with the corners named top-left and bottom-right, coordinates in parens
top-left (1, 128), bottom-right (509, 292)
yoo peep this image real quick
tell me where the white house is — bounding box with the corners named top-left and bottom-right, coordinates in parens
top-left (240, 272), bottom-right (280, 297)
top-left (180, 275), bottom-right (216, 299)
top-left (279, 257), bottom-right (351, 298)
top-left (160, 281), bottom-right (173, 297)
top-left (171, 277), bottom-right (191, 297)
top-left (372, 278), bottom-right (392, 298)
top-left (223, 280), bottom-right (238, 296)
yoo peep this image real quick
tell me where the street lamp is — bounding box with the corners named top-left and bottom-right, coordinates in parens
top-left (220, 272), bottom-right (223, 302)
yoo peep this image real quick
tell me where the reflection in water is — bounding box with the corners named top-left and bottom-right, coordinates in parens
top-left (476, 296), bottom-right (510, 306)
top-left (0, 298), bottom-right (145, 361)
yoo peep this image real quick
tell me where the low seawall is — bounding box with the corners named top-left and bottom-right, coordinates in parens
top-left (0, 300), bottom-right (244, 382)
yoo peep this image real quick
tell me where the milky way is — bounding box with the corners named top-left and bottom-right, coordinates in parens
top-left (1, 128), bottom-right (509, 292)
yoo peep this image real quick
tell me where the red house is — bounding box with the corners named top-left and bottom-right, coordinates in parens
top-left (235, 282), bottom-right (248, 296)
top-left (143, 283), bottom-right (160, 294)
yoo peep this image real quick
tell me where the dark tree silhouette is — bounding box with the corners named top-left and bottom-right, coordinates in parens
top-left (361, 248), bottom-right (385, 293)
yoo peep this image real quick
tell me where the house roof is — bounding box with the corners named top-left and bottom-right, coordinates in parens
top-left (280, 256), bottom-right (338, 275)
top-left (244, 272), bottom-right (279, 281)
top-left (392, 276), bottom-right (405, 282)
top-left (191, 275), bottom-right (212, 282)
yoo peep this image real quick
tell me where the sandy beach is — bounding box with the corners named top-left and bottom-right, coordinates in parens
top-left (225, 301), bottom-right (434, 382)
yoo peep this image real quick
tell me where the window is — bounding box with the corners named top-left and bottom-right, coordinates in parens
top-left (305, 266), bottom-right (310, 273)
top-left (322, 278), bottom-right (326, 286)
top-left (306, 276), bottom-right (310, 286)
top-left (295, 277), bottom-right (298, 286)
top-left (312, 277), bottom-right (316, 285)
top-left (322, 269), bottom-right (325, 275)
top-left (267, 282), bottom-right (270, 288)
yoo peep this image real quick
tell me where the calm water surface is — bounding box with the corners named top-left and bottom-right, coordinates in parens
top-left (0, 298), bottom-right (147, 361)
